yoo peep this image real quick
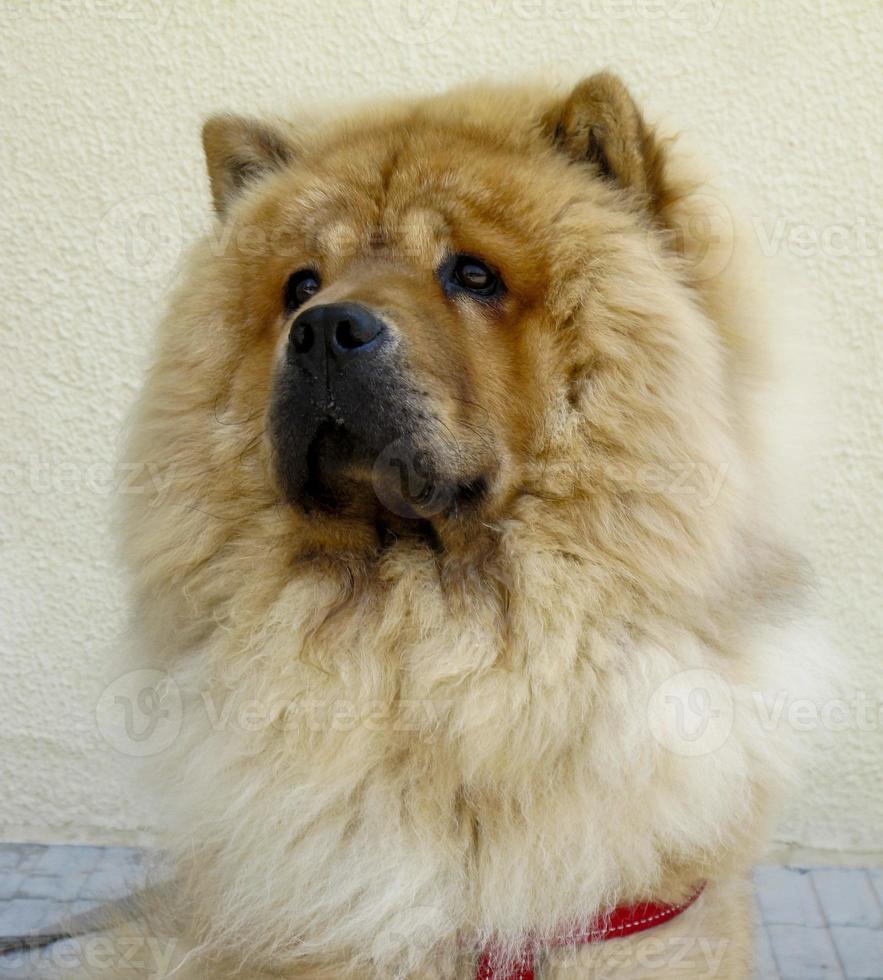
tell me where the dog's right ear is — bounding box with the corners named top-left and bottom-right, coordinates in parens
top-left (202, 114), bottom-right (295, 215)
top-left (543, 72), bottom-right (668, 212)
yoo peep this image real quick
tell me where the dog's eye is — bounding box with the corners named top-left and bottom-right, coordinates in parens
top-left (284, 269), bottom-right (321, 311)
top-left (454, 257), bottom-right (495, 292)
top-left (454, 255), bottom-right (497, 295)
top-left (443, 254), bottom-right (503, 301)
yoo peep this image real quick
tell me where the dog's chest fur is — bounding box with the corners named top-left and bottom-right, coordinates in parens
top-left (151, 516), bottom-right (805, 971)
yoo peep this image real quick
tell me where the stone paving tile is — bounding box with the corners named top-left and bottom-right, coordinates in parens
top-left (0, 853), bottom-right (20, 874)
top-left (30, 846), bottom-right (103, 878)
top-left (79, 866), bottom-right (139, 900)
top-left (95, 846), bottom-right (143, 867)
top-left (755, 866), bottom-right (826, 927)
top-left (0, 898), bottom-right (59, 936)
top-left (753, 919), bottom-right (781, 979)
top-left (0, 845), bottom-right (148, 941)
top-left (16, 873), bottom-right (90, 902)
top-left (767, 924), bottom-right (846, 979)
top-left (830, 925), bottom-right (883, 979)
top-left (812, 869), bottom-right (883, 929)
top-left (0, 877), bottom-right (24, 903)
top-left (867, 870), bottom-right (883, 914)
top-left (11, 847), bottom-right (50, 875)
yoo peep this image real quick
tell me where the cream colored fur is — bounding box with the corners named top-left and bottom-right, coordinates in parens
top-left (64, 77), bottom-right (822, 978)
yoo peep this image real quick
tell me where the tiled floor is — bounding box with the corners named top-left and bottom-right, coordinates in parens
top-left (0, 843), bottom-right (146, 935)
top-left (754, 866), bottom-right (883, 979)
top-left (0, 845), bottom-right (880, 977)
top-left (0, 844), bottom-right (149, 978)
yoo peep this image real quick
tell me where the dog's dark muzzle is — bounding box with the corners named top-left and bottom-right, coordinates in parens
top-left (269, 302), bottom-right (413, 510)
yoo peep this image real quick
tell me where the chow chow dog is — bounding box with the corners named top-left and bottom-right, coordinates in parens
top-left (69, 72), bottom-right (820, 978)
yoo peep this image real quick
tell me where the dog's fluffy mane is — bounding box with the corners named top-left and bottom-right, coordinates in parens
top-left (119, 79), bottom-right (819, 976)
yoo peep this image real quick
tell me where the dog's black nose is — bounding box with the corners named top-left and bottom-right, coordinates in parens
top-left (289, 302), bottom-right (387, 375)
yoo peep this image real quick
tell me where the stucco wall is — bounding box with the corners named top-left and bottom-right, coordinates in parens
top-left (0, 1), bottom-right (880, 855)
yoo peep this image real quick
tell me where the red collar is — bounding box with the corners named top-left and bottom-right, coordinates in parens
top-left (475, 883), bottom-right (705, 980)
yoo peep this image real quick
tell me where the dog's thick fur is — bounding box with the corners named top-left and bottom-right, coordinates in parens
top-left (82, 74), bottom-right (819, 978)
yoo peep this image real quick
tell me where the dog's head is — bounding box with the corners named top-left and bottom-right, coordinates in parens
top-left (133, 73), bottom-right (752, 575)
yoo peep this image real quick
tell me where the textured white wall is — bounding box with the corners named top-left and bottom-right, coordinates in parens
top-left (0, 1), bottom-right (880, 854)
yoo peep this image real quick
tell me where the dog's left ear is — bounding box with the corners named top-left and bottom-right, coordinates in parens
top-left (544, 72), bottom-right (666, 207)
top-left (202, 114), bottom-right (295, 215)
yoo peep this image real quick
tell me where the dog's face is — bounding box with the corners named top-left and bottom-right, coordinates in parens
top-left (202, 101), bottom-right (576, 531)
top-left (149, 74), bottom-right (735, 562)
top-left (251, 125), bottom-right (556, 526)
